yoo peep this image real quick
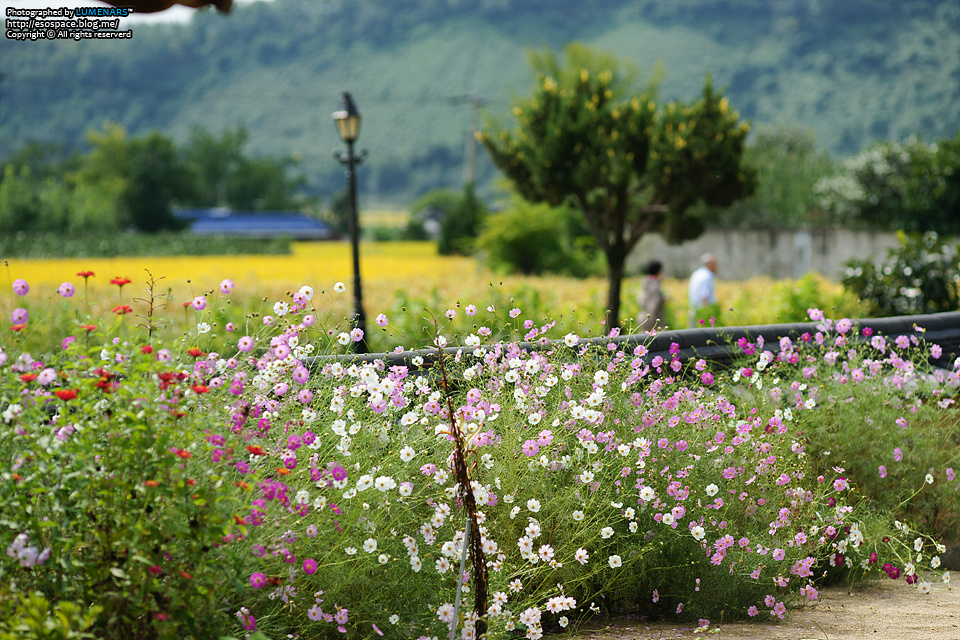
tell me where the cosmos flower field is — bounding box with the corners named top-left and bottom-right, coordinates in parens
top-left (1, 266), bottom-right (956, 640)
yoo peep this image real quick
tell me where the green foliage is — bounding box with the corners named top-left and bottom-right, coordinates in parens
top-left (476, 195), bottom-right (602, 277)
top-left (813, 132), bottom-right (960, 233)
top-left (0, 280), bottom-right (254, 639)
top-left (437, 183), bottom-right (487, 255)
top-left (0, 591), bottom-right (100, 640)
top-left (481, 43), bottom-right (754, 326)
top-left (0, 232), bottom-right (291, 259)
top-left (181, 126), bottom-right (310, 211)
top-left (5, 0), bottom-right (958, 204)
top-left (842, 231), bottom-right (960, 317)
top-left (709, 125), bottom-right (837, 228)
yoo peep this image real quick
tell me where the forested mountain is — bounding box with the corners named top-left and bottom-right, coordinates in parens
top-left (2, 0), bottom-right (958, 202)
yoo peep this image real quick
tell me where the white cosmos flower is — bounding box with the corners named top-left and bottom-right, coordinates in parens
top-left (356, 475), bottom-right (374, 491)
top-left (691, 525), bottom-right (706, 540)
top-left (389, 614), bottom-right (400, 624)
top-left (363, 538), bottom-right (378, 553)
top-left (345, 547), bottom-right (358, 555)
top-left (600, 527), bottom-right (614, 539)
top-left (399, 446), bottom-right (416, 462)
top-left (705, 483), bottom-right (719, 497)
top-left (639, 486), bottom-right (656, 502)
top-left (298, 285), bottom-right (314, 301)
top-left (574, 548), bottom-right (589, 564)
top-left (564, 333), bottom-right (579, 347)
top-left (334, 282), bottom-right (346, 293)
top-left (661, 513), bottom-right (675, 526)
top-left (197, 322), bottom-right (211, 334)
top-left (337, 332), bottom-right (350, 345)
top-left (375, 476), bottom-right (397, 492)
top-left (273, 301), bottom-right (289, 316)
top-left (572, 510), bottom-right (585, 522)
top-left (526, 498), bottom-right (541, 513)
top-left (608, 555), bottom-right (622, 568)
top-left (580, 471), bottom-right (594, 483)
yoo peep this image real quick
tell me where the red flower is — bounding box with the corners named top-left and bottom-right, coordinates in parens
top-left (175, 449), bottom-right (192, 459)
top-left (233, 515), bottom-right (247, 525)
top-left (110, 276), bottom-right (131, 287)
top-left (187, 347), bottom-right (207, 358)
top-left (10, 324), bottom-right (25, 332)
top-left (113, 305), bottom-right (133, 315)
top-left (153, 613), bottom-right (168, 621)
top-left (182, 301), bottom-right (192, 308)
top-left (77, 270), bottom-right (95, 278)
top-left (186, 478), bottom-right (195, 486)
top-left (19, 373), bottom-right (38, 383)
top-left (246, 445), bottom-right (266, 456)
top-left (145, 480), bottom-right (160, 487)
top-left (275, 468), bottom-right (290, 476)
top-left (81, 324), bottom-right (97, 332)
top-left (179, 570), bottom-right (192, 580)
top-left (140, 345), bottom-right (154, 354)
top-left (54, 389), bottom-right (78, 401)
top-left (147, 565), bottom-right (162, 576)
top-left (191, 384), bottom-right (210, 394)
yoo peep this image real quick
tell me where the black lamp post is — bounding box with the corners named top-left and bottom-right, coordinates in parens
top-left (333, 91), bottom-right (368, 354)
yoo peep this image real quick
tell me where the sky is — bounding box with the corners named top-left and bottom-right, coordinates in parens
top-left (2, 0), bottom-right (265, 24)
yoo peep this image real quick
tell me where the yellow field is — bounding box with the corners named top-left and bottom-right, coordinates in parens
top-left (2, 241), bottom-right (858, 353)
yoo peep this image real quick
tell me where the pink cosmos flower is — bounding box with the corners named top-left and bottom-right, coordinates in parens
top-left (238, 336), bottom-right (255, 352)
top-left (894, 447), bottom-right (903, 462)
top-left (350, 328), bottom-right (364, 342)
top-left (220, 279), bottom-right (235, 294)
top-left (250, 572), bottom-right (267, 588)
top-left (12, 279), bottom-right (29, 295)
top-left (878, 465), bottom-right (887, 478)
top-left (303, 558), bottom-right (317, 575)
top-left (376, 313), bottom-right (388, 327)
top-left (58, 282), bottom-right (75, 298)
top-left (191, 296), bottom-right (206, 311)
top-left (11, 308), bottom-right (28, 324)
top-left (509, 307), bottom-right (521, 318)
top-left (465, 304), bottom-right (477, 316)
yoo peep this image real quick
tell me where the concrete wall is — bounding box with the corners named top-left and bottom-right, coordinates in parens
top-left (626, 227), bottom-right (907, 281)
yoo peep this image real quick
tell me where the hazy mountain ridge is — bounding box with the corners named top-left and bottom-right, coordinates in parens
top-left (2, 0), bottom-right (958, 201)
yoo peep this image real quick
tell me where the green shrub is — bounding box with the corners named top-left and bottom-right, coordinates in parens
top-left (476, 196), bottom-right (602, 278)
top-left (843, 231), bottom-right (960, 317)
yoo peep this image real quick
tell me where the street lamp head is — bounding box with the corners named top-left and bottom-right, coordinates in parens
top-left (333, 91), bottom-right (361, 143)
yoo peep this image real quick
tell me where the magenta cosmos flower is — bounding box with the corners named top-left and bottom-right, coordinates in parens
top-left (11, 308), bottom-right (28, 324)
top-left (191, 296), bottom-right (207, 311)
top-left (58, 282), bottom-right (75, 298)
top-left (12, 279), bottom-right (29, 296)
top-left (220, 279), bottom-right (235, 294)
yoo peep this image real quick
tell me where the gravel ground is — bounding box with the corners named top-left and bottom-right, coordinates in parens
top-left (564, 578), bottom-right (960, 640)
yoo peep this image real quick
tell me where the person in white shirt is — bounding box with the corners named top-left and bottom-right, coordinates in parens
top-left (687, 253), bottom-right (717, 327)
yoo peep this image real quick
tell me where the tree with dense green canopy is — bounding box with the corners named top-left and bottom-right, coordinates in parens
top-left (479, 43), bottom-right (756, 327)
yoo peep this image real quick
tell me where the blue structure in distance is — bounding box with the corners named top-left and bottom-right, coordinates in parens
top-left (174, 208), bottom-right (336, 240)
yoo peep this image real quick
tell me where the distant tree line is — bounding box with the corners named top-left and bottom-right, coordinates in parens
top-left (0, 124), bottom-right (314, 235)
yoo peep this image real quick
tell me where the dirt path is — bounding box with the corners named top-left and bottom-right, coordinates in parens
top-left (567, 579), bottom-right (960, 640)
